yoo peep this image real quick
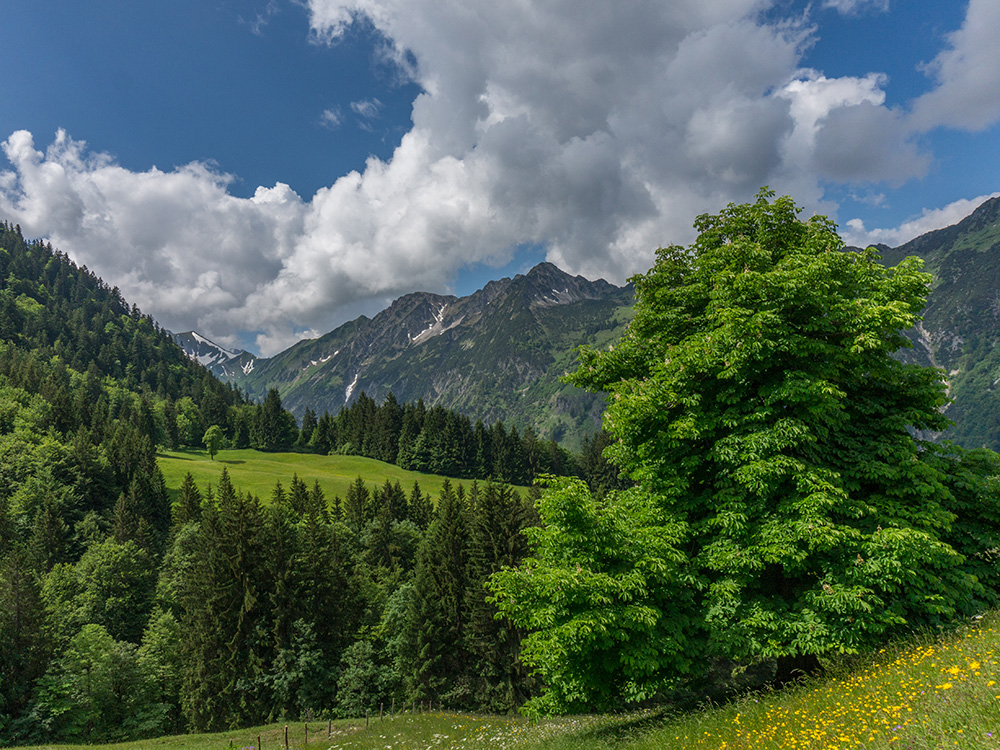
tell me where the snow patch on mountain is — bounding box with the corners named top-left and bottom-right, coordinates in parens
top-left (170, 330), bottom-right (245, 370)
top-left (409, 305), bottom-right (464, 346)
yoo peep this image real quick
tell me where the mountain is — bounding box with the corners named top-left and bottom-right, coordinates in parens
top-left (867, 195), bottom-right (1000, 449)
top-left (169, 330), bottom-right (249, 377)
top-left (192, 197), bottom-right (1000, 454)
top-left (229, 262), bottom-right (634, 450)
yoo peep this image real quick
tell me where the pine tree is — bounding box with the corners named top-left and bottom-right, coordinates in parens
top-left (298, 407), bottom-right (317, 448)
top-left (172, 472), bottom-right (203, 527)
top-left (408, 481), bottom-right (433, 530)
top-left (0, 550), bottom-right (50, 737)
top-left (373, 392), bottom-right (403, 464)
top-left (288, 474), bottom-right (310, 515)
top-left (180, 469), bottom-right (269, 730)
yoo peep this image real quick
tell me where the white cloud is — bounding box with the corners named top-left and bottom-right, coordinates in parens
top-left (813, 102), bottom-right (930, 183)
top-left (350, 98), bottom-right (383, 119)
top-left (822, 0), bottom-right (889, 15)
top-left (909, 0), bottom-right (1000, 131)
top-left (320, 107), bottom-right (343, 128)
top-left (841, 192), bottom-right (1000, 248)
top-left (0, 130), bottom-right (306, 352)
top-left (2, 0), bottom-right (998, 356)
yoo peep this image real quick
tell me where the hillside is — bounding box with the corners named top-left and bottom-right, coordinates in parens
top-left (224, 262), bottom-right (633, 450)
top-left (11, 611), bottom-right (1000, 749)
top-left (157, 447), bottom-right (528, 504)
top-left (870, 196), bottom-right (1000, 449)
top-left (0, 220), bottom-right (543, 747)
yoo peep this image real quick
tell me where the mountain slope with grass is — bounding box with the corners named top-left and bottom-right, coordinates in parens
top-left (869, 195), bottom-right (1000, 450)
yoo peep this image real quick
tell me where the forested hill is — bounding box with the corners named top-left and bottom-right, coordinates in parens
top-left (0, 219), bottom-right (250, 561)
top-left (865, 196), bottom-right (1000, 450)
top-left (0, 220), bottom-right (251, 739)
top-left (0, 221), bottom-right (244, 408)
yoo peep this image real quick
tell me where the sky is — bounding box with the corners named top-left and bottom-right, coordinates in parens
top-left (2, 0), bottom-right (999, 355)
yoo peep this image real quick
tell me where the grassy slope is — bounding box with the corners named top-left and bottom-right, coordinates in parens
top-left (18, 613), bottom-right (1000, 750)
top-left (157, 448), bottom-right (526, 505)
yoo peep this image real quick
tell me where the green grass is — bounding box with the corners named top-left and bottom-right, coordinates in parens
top-left (17, 612), bottom-right (1000, 749)
top-left (527, 612), bottom-right (1000, 750)
top-left (10, 713), bottom-right (579, 750)
top-left (158, 448), bottom-right (525, 506)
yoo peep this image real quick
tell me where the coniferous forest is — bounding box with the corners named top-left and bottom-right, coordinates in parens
top-left (0, 221), bottom-right (620, 744)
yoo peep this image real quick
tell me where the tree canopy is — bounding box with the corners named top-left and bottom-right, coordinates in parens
top-left (490, 189), bottom-right (1000, 714)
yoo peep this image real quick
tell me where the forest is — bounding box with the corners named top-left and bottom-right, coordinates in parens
top-left (4, 188), bottom-right (1000, 742)
top-left (0, 220), bottom-right (610, 744)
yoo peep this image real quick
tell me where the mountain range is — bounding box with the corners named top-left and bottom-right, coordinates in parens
top-left (174, 197), bottom-right (1000, 453)
top-left (175, 262), bottom-right (634, 449)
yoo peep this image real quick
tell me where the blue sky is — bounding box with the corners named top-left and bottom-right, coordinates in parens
top-left (2, 0), bottom-right (999, 354)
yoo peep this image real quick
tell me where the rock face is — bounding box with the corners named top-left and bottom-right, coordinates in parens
top-left (230, 262), bottom-right (634, 450)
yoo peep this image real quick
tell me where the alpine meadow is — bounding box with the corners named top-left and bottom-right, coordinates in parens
top-left (3, 190), bottom-right (1000, 749)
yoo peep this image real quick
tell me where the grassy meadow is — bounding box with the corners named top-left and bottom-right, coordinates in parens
top-left (17, 611), bottom-right (1000, 750)
top-left (157, 448), bottom-right (527, 507)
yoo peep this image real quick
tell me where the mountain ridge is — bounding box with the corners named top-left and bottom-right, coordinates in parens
top-left (199, 262), bottom-right (633, 449)
top-left (173, 197), bottom-right (1000, 453)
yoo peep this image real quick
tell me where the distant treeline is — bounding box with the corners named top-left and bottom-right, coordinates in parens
top-left (296, 392), bottom-right (626, 492)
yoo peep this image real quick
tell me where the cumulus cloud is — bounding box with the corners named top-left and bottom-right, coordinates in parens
top-left (813, 102), bottom-right (930, 183)
top-left (2, 0), bottom-right (999, 355)
top-left (841, 192), bottom-right (1000, 248)
top-left (909, 0), bottom-right (1000, 131)
top-left (0, 129), bottom-right (307, 352)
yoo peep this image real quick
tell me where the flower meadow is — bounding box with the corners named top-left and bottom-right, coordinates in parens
top-left (618, 614), bottom-right (1000, 750)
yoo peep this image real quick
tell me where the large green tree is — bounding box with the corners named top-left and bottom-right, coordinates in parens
top-left (491, 190), bottom-right (1000, 713)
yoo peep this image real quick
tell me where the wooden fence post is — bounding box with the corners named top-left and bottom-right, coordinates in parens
top-left (284, 724), bottom-right (289, 750)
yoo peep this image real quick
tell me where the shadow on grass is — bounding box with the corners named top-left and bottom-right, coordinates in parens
top-left (157, 453), bottom-right (191, 461)
top-left (219, 459), bottom-right (245, 465)
top-left (570, 710), bottom-right (673, 746)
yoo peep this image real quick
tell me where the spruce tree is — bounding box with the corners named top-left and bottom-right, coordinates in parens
top-left (344, 476), bottom-right (371, 534)
top-left (465, 482), bottom-right (532, 710)
top-left (408, 482), bottom-right (433, 530)
top-left (409, 480), bottom-right (471, 706)
top-left (172, 472), bottom-right (202, 527)
top-left (180, 469), bottom-right (269, 730)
